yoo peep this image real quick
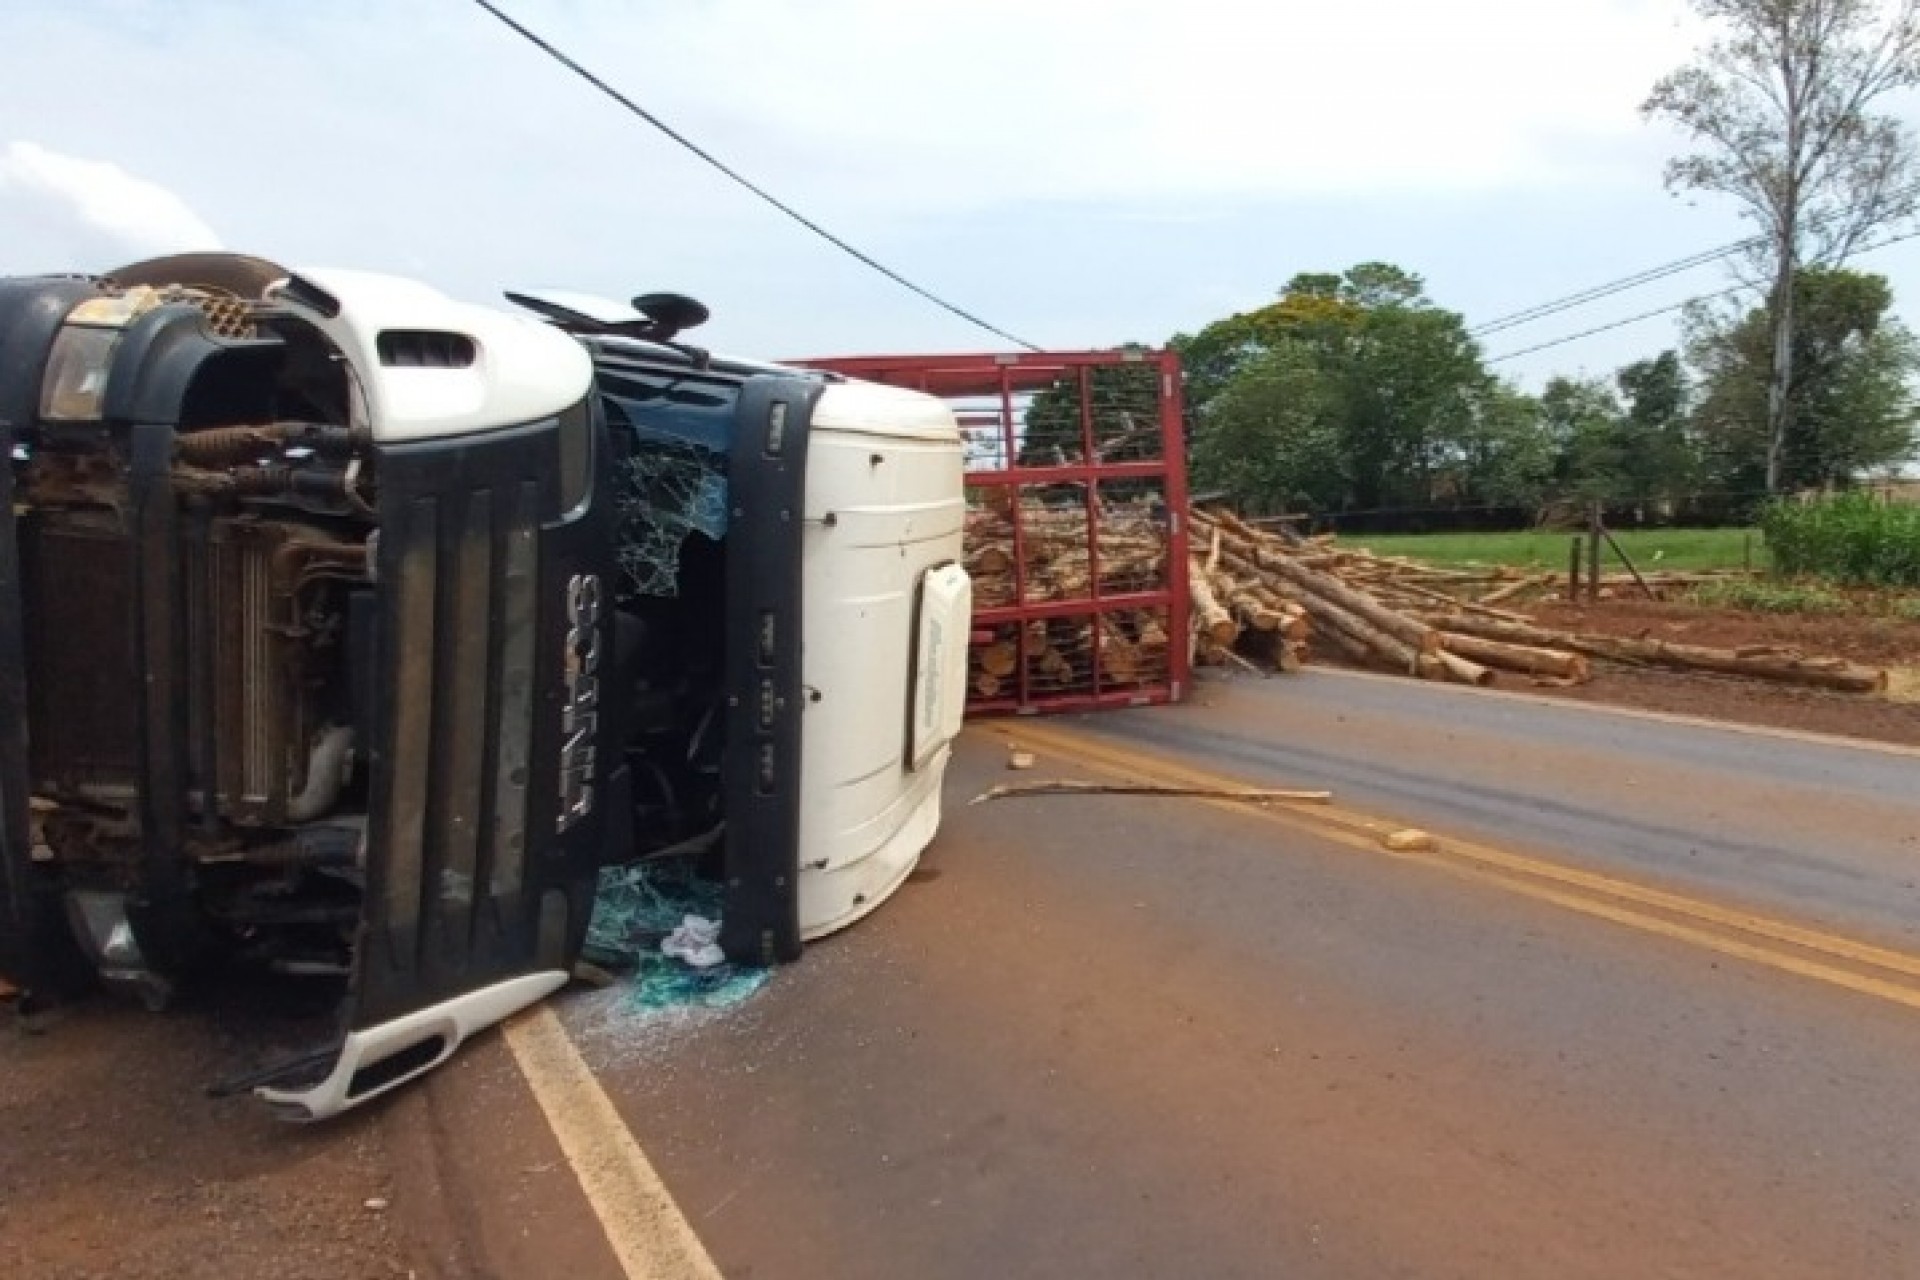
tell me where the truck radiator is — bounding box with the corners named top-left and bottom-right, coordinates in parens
top-left (24, 511), bottom-right (312, 825)
top-left (180, 521), bottom-right (307, 826)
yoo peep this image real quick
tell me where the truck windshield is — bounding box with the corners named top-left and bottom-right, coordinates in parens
top-left (598, 365), bottom-right (739, 600)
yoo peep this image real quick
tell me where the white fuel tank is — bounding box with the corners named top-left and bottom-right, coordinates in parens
top-left (796, 379), bottom-right (970, 938)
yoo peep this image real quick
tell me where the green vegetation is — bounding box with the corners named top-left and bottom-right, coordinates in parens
top-left (1680, 578), bottom-right (1920, 620)
top-left (1343, 527), bottom-right (1763, 574)
top-left (1760, 494), bottom-right (1920, 587)
top-left (1684, 579), bottom-right (1850, 614)
top-left (1174, 262), bottom-right (1918, 526)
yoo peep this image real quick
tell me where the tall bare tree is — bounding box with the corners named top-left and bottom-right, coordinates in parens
top-left (1645, 0), bottom-right (1920, 491)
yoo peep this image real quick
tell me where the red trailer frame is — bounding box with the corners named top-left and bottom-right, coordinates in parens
top-left (797, 350), bottom-right (1191, 715)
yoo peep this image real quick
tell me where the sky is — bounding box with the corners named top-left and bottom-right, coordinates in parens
top-left (5, 0), bottom-right (1920, 394)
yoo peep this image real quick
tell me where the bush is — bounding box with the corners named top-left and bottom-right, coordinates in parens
top-left (1759, 493), bottom-right (1920, 587)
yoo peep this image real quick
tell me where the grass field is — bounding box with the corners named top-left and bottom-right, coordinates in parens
top-left (1344, 527), bottom-right (1764, 574)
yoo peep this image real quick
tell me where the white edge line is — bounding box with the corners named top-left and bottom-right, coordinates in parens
top-left (502, 1005), bottom-right (725, 1280)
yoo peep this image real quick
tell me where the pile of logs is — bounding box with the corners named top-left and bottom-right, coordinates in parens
top-left (1184, 507), bottom-right (1888, 694)
top-left (959, 496), bottom-right (1890, 700)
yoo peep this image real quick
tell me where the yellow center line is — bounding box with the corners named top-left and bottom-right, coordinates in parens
top-left (998, 721), bottom-right (1920, 1008)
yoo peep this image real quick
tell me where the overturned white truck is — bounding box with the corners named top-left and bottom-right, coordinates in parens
top-left (0, 254), bottom-right (970, 1118)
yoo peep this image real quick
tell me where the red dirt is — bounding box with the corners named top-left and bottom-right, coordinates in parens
top-left (1529, 598), bottom-right (1920, 670)
top-left (1515, 599), bottom-right (1920, 747)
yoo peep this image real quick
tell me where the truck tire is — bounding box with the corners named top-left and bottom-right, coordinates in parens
top-left (103, 252), bottom-right (290, 299)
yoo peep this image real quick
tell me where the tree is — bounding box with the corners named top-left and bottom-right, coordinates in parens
top-left (1170, 286), bottom-right (1363, 412)
top-left (1189, 343), bottom-right (1342, 512)
top-left (1538, 375), bottom-right (1629, 504)
top-left (1452, 385), bottom-right (1557, 512)
top-left (1339, 302), bottom-right (1494, 511)
top-left (1176, 264), bottom-right (1503, 517)
top-left (1690, 265), bottom-right (1920, 490)
top-left (1644, 0), bottom-right (1920, 492)
top-left (1019, 363), bottom-right (1160, 469)
top-left (1613, 351), bottom-right (1701, 509)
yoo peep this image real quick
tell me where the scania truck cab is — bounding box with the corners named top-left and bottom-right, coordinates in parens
top-left (0, 253), bottom-right (970, 1118)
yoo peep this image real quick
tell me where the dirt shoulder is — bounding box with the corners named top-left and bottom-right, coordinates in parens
top-left (0, 996), bottom-right (412, 1280)
top-left (1499, 598), bottom-right (1920, 747)
top-left (0, 974), bottom-right (615, 1280)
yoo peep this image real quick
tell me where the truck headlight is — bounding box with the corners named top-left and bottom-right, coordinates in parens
top-left (38, 323), bottom-right (120, 422)
top-left (38, 288), bottom-right (169, 423)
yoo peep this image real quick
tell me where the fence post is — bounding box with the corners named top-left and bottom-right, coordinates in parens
top-left (1587, 503), bottom-right (1602, 603)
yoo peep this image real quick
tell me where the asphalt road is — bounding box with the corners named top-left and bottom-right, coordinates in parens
top-left (1083, 669), bottom-right (1920, 949)
top-left (559, 675), bottom-right (1920, 1279)
top-left (8, 672), bottom-right (1920, 1277)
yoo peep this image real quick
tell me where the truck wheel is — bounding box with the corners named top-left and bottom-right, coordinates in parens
top-left (0, 887), bottom-right (97, 1008)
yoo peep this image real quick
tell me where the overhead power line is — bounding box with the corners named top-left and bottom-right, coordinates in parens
top-left (1486, 226), bottom-right (1920, 364)
top-left (1486, 286), bottom-right (1746, 363)
top-left (1472, 240), bottom-right (1752, 337)
top-left (1473, 181), bottom-right (1920, 338)
top-left (468, 0), bottom-right (1042, 351)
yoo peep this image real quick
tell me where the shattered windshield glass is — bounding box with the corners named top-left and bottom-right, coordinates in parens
top-left (600, 367), bottom-right (737, 599)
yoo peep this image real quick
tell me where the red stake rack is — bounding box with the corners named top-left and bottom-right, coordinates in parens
top-left (798, 350), bottom-right (1191, 715)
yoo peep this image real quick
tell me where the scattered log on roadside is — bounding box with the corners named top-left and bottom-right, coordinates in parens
top-left (970, 780), bottom-right (1333, 806)
top-left (1425, 612), bottom-right (1887, 693)
top-left (1437, 632), bottom-right (1591, 682)
top-left (1372, 576), bottom-right (1535, 625)
top-left (1430, 649), bottom-right (1496, 687)
top-left (1479, 574), bottom-right (1552, 607)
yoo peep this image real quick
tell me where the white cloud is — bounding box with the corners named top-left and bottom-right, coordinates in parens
top-left (0, 140), bottom-right (221, 258)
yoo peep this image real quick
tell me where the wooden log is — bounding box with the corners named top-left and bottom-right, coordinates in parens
top-left (1438, 632), bottom-right (1590, 681)
top-left (1188, 557), bottom-right (1239, 645)
top-left (1230, 592), bottom-right (1285, 632)
top-left (1315, 618), bottom-right (1378, 666)
top-left (1431, 649), bottom-right (1494, 686)
top-left (1426, 612), bottom-right (1887, 693)
top-left (1266, 560), bottom-right (1438, 655)
top-left (974, 545), bottom-right (1014, 575)
top-left (1478, 574), bottom-right (1548, 607)
top-left (1372, 577), bottom-right (1535, 625)
top-left (1097, 618), bottom-right (1141, 684)
top-left (1247, 587), bottom-right (1312, 640)
top-left (972, 672), bottom-right (1003, 698)
top-left (978, 640), bottom-right (1018, 679)
top-left (1409, 612), bottom-right (1582, 651)
top-left (1304, 590), bottom-right (1427, 676)
top-left (1197, 517), bottom-right (1438, 654)
top-left (1135, 612), bottom-right (1170, 652)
